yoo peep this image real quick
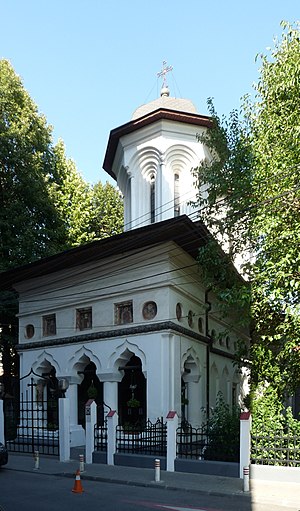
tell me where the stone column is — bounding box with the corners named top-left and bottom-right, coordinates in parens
top-left (166, 411), bottom-right (178, 472)
top-left (65, 376), bottom-right (85, 447)
top-left (107, 410), bottom-right (118, 465)
top-left (59, 397), bottom-right (70, 462)
top-left (85, 399), bottom-right (97, 464)
top-left (103, 381), bottom-right (118, 412)
top-left (101, 373), bottom-right (122, 415)
top-left (186, 378), bottom-right (202, 428)
top-left (240, 411), bottom-right (252, 479)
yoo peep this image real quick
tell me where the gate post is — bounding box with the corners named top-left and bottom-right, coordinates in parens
top-left (59, 397), bottom-right (70, 462)
top-left (166, 411), bottom-right (178, 472)
top-left (240, 411), bottom-right (251, 479)
top-left (85, 399), bottom-right (97, 464)
top-left (0, 398), bottom-right (4, 444)
top-left (107, 410), bottom-right (118, 465)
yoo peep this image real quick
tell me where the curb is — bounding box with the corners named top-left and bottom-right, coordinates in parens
top-left (5, 465), bottom-right (250, 500)
top-left (59, 471), bottom-right (250, 499)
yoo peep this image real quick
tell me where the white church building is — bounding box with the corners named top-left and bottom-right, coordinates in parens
top-left (1, 79), bottom-right (249, 447)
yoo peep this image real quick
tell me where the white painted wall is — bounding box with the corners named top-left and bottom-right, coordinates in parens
top-left (15, 242), bottom-right (248, 431)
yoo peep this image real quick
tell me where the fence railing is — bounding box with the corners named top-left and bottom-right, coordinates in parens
top-left (5, 395), bottom-right (59, 456)
top-left (94, 418), bottom-right (108, 452)
top-left (176, 421), bottom-right (240, 462)
top-left (116, 418), bottom-right (167, 456)
top-left (251, 430), bottom-right (300, 467)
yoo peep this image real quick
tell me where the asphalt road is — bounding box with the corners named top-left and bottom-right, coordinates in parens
top-left (0, 469), bottom-right (291, 511)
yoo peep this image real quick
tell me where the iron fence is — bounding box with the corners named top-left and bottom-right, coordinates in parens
top-left (116, 418), bottom-right (167, 456)
top-left (176, 421), bottom-right (239, 462)
top-left (5, 391), bottom-right (59, 456)
top-left (251, 430), bottom-right (300, 467)
top-left (94, 418), bottom-right (108, 452)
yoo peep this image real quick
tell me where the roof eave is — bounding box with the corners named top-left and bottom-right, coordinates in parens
top-left (103, 108), bottom-right (212, 179)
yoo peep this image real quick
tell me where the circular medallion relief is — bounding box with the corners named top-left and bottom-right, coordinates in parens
top-left (25, 324), bottom-right (34, 339)
top-left (142, 301), bottom-right (157, 320)
top-left (176, 303), bottom-right (182, 321)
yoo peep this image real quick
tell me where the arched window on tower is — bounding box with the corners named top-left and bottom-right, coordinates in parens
top-left (150, 173), bottom-right (155, 223)
top-left (174, 173), bottom-right (180, 217)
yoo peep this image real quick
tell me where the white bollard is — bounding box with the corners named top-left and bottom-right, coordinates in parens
top-left (154, 458), bottom-right (161, 482)
top-left (243, 466), bottom-right (250, 492)
top-left (33, 450), bottom-right (40, 471)
top-left (79, 453), bottom-right (85, 473)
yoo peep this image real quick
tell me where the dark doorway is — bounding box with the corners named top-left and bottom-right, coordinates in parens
top-left (77, 362), bottom-right (103, 427)
top-left (118, 355), bottom-right (146, 427)
top-left (46, 367), bottom-right (59, 430)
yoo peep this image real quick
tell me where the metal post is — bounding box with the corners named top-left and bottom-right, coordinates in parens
top-left (33, 450), bottom-right (40, 470)
top-left (243, 465), bottom-right (250, 492)
top-left (154, 458), bottom-right (161, 482)
top-left (79, 453), bottom-right (85, 473)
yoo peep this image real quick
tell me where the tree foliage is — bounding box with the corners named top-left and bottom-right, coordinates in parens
top-left (89, 181), bottom-right (123, 240)
top-left (0, 59), bottom-right (123, 392)
top-left (50, 140), bottom-right (123, 246)
top-left (193, 22), bottom-right (300, 402)
top-left (0, 60), bottom-right (66, 271)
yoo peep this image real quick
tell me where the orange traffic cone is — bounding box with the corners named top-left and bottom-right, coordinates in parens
top-left (72, 469), bottom-right (84, 493)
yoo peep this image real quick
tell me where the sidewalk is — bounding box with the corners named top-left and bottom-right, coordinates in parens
top-left (5, 452), bottom-right (300, 509)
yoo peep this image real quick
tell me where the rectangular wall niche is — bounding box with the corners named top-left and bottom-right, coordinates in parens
top-left (114, 300), bottom-right (133, 325)
top-left (76, 307), bottom-right (92, 330)
top-left (42, 314), bottom-right (56, 336)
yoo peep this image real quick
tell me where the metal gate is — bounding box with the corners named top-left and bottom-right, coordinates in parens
top-left (5, 370), bottom-right (59, 456)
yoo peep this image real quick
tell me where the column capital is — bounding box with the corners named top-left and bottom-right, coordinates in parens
top-left (99, 372), bottom-right (123, 383)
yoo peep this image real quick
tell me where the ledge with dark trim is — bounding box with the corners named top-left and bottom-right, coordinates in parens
top-left (16, 321), bottom-right (210, 351)
top-left (210, 346), bottom-right (236, 361)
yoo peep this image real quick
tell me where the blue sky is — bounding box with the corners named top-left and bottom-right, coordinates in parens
top-left (1, 1), bottom-right (299, 185)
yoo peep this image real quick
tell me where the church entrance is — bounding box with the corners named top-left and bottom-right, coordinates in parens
top-left (77, 361), bottom-right (103, 427)
top-left (118, 355), bottom-right (146, 428)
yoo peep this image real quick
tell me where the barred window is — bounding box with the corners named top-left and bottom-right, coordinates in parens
top-left (76, 307), bottom-right (92, 330)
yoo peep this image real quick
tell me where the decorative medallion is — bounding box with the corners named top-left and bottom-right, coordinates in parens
top-left (176, 302), bottom-right (182, 321)
top-left (142, 301), bottom-right (157, 320)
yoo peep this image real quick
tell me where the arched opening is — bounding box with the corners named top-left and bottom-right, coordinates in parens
top-left (46, 367), bottom-right (59, 430)
top-left (174, 173), bottom-right (180, 216)
top-left (77, 361), bottom-right (103, 428)
top-left (35, 361), bottom-right (61, 431)
top-left (181, 353), bottom-right (201, 426)
top-left (118, 355), bottom-right (146, 428)
top-left (150, 173), bottom-right (155, 223)
top-left (181, 377), bottom-right (188, 423)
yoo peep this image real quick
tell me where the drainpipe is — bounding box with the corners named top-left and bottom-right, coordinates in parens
top-left (205, 287), bottom-right (212, 420)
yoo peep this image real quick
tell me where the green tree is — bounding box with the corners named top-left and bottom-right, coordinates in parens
top-left (0, 60), bottom-right (66, 270)
top-left (0, 60), bottom-right (124, 392)
top-left (250, 22), bottom-right (300, 398)
top-left (51, 139), bottom-right (94, 246)
top-left (193, 22), bottom-right (300, 402)
top-left (0, 59), bottom-right (66, 392)
top-left (51, 141), bottom-right (123, 246)
top-left (89, 181), bottom-right (123, 240)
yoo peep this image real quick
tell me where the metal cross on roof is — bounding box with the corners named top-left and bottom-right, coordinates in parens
top-left (157, 60), bottom-right (173, 87)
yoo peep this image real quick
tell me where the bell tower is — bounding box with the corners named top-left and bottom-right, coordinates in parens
top-left (103, 63), bottom-right (212, 231)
